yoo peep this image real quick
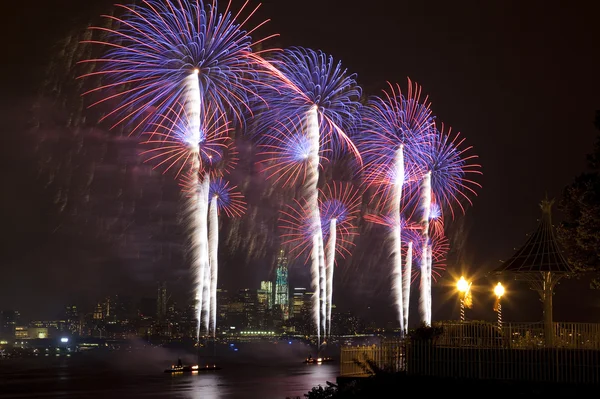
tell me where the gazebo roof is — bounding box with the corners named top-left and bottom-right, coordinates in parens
top-left (495, 199), bottom-right (573, 274)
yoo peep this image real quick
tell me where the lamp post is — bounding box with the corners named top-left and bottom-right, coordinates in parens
top-left (494, 282), bottom-right (505, 330)
top-left (456, 276), bottom-right (471, 322)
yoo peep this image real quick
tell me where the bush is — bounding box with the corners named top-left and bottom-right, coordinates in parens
top-left (409, 324), bottom-right (443, 341)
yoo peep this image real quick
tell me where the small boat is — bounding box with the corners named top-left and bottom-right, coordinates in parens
top-left (164, 364), bottom-right (222, 373)
top-left (303, 356), bottom-right (334, 364)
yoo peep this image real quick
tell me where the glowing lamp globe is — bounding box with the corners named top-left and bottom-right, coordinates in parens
top-left (457, 276), bottom-right (469, 293)
top-left (494, 282), bottom-right (505, 299)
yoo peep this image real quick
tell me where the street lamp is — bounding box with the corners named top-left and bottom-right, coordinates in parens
top-left (456, 276), bottom-right (472, 322)
top-left (493, 282), bottom-right (505, 329)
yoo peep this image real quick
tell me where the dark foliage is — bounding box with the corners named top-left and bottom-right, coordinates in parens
top-left (558, 111), bottom-right (600, 287)
top-left (408, 324), bottom-right (444, 340)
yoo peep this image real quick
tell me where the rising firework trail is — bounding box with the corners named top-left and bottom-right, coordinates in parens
top-left (207, 178), bottom-right (246, 337)
top-left (306, 106), bottom-right (326, 343)
top-left (80, 0), bottom-right (276, 341)
top-left (258, 47), bottom-right (361, 347)
top-left (419, 171), bottom-right (432, 325)
top-left (364, 214), bottom-right (421, 329)
top-left (403, 242), bottom-right (413, 327)
top-left (278, 182), bottom-right (360, 338)
top-left (358, 80), bottom-right (433, 331)
top-left (420, 124), bottom-right (482, 324)
top-left (144, 99), bottom-right (236, 338)
top-left (410, 228), bottom-right (449, 284)
top-left (320, 182), bottom-right (361, 337)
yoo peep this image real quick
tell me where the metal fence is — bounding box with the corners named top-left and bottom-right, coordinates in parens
top-left (339, 340), bottom-right (404, 377)
top-left (434, 321), bottom-right (600, 349)
top-left (339, 322), bottom-right (600, 384)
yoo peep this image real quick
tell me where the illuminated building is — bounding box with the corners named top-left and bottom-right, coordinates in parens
top-left (15, 326), bottom-right (28, 339)
top-left (65, 305), bottom-right (81, 335)
top-left (0, 310), bottom-right (20, 339)
top-left (274, 249), bottom-right (289, 320)
top-left (257, 283), bottom-right (272, 329)
top-left (157, 282), bottom-right (167, 320)
top-left (292, 288), bottom-right (307, 318)
top-left (240, 289), bottom-right (257, 329)
top-left (226, 299), bottom-right (246, 330)
top-left (65, 305), bottom-right (78, 320)
top-left (290, 289), bottom-right (314, 334)
top-left (217, 289), bottom-right (229, 331)
top-left (259, 281), bottom-right (273, 309)
top-left (93, 303), bottom-right (103, 320)
top-left (28, 327), bottom-right (49, 339)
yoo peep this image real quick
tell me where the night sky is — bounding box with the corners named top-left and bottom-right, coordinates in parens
top-left (2, 0), bottom-right (600, 325)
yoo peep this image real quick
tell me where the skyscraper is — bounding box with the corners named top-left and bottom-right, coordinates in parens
top-left (65, 305), bottom-right (80, 335)
top-left (274, 249), bottom-right (289, 320)
top-left (157, 282), bottom-right (167, 320)
top-left (292, 288), bottom-right (307, 318)
top-left (259, 281), bottom-right (273, 310)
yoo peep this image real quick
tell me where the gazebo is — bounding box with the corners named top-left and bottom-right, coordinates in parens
top-left (494, 198), bottom-right (573, 345)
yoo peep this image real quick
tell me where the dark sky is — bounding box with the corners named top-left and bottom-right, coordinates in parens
top-left (1, 0), bottom-right (599, 325)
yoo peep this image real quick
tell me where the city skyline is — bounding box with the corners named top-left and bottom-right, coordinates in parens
top-left (0, 273), bottom-right (367, 342)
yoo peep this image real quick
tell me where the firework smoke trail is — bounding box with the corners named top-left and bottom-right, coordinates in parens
top-left (183, 71), bottom-right (208, 339)
top-left (206, 178), bottom-right (246, 337)
top-left (426, 243), bottom-right (433, 323)
top-left (419, 171), bottom-right (432, 325)
top-left (306, 105), bottom-right (324, 345)
top-left (419, 125), bottom-right (482, 324)
top-left (391, 146), bottom-right (405, 333)
top-left (325, 218), bottom-right (336, 337)
top-left (208, 194), bottom-right (219, 337)
top-left (409, 227), bottom-right (449, 284)
top-left (200, 174), bottom-right (211, 336)
top-left (202, 190), bottom-right (211, 336)
top-left (79, 0), bottom-right (285, 342)
top-left (279, 182), bottom-right (360, 339)
top-left (190, 173), bottom-right (210, 338)
top-left (403, 241), bottom-right (413, 328)
top-left (357, 80), bottom-right (434, 330)
top-left (257, 48), bottom-right (361, 347)
top-left (320, 182), bottom-right (361, 337)
top-left (364, 213), bottom-right (421, 328)
top-left (189, 170), bottom-right (203, 340)
top-left (186, 71), bottom-right (211, 339)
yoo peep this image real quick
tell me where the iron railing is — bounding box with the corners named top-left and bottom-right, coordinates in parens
top-left (434, 321), bottom-right (600, 349)
top-left (339, 321), bottom-right (600, 384)
top-left (339, 340), bottom-right (404, 377)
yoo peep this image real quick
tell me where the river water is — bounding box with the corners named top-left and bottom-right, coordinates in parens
top-left (0, 343), bottom-right (340, 399)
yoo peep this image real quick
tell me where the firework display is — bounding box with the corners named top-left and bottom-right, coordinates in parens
top-left (81, 0), bottom-right (277, 341)
top-left (81, 0), bottom-right (480, 344)
top-left (256, 47), bottom-right (361, 346)
top-left (279, 182), bottom-right (361, 337)
top-left (359, 81), bottom-right (481, 328)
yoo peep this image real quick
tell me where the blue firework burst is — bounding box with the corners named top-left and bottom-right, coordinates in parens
top-left (257, 46), bottom-right (362, 175)
top-left (279, 182), bottom-right (361, 260)
top-left (424, 124), bottom-right (482, 218)
top-left (79, 0), bottom-right (271, 133)
top-left (357, 80), bottom-right (435, 209)
top-left (208, 177), bottom-right (246, 218)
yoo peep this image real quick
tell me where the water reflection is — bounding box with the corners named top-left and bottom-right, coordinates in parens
top-left (171, 362), bottom-right (338, 399)
top-left (0, 352), bottom-right (339, 399)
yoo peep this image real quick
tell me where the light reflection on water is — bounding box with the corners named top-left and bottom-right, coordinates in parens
top-left (171, 362), bottom-right (338, 399)
top-left (0, 354), bottom-right (339, 399)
